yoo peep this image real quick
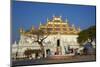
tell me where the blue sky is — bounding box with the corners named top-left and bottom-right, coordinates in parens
top-left (12, 1), bottom-right (96, 44)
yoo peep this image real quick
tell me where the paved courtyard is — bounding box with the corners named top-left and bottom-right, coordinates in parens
top-left (12, 55), bottom-right (96, 67)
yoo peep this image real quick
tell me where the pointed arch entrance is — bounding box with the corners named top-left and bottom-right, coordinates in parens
top-left (55, 39), bottom-right (62, 55)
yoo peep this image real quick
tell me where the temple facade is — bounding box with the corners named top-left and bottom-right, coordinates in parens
top-left (12, 16), bottom-right (81, 59)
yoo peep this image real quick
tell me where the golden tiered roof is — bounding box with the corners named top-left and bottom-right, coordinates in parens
top-left (19, 16), bottom-right (81, 35)
top-left (39, 16), bottom-right (80, 35)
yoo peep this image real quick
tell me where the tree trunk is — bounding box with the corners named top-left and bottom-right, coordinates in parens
top-left (40, 43), bottom-right (45, 58)
top-left (41, 46), bottom-right (45, 58)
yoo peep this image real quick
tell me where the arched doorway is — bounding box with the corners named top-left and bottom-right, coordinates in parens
top-left (55, 39), bottom-right (62, 55)
top-left (57, 39), bottom-right (60, 47)
top-left (46, 49), bottom-right (51, 56)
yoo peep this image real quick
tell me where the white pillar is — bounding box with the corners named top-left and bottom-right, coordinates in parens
top-left (61, 39), bottom-right (65, 55)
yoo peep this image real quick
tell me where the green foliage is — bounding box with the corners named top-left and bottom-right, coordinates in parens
top-left (77, 25), bottom-right (96, 44)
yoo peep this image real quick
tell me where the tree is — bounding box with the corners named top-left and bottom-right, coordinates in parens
top-left (77, 25), bottom-right (96, 45)
top-left (30, 29), bottom-right (50, 58)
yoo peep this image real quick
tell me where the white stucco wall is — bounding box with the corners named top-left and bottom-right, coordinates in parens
top-left (12, 34), bottom-right (80, 58)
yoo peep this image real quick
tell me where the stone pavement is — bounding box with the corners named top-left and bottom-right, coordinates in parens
top-left (12, 55), bottom-right (96, 67)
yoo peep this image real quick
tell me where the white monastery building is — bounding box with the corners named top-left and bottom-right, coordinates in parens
top-left (12, 16), bottom-right (81, 59)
